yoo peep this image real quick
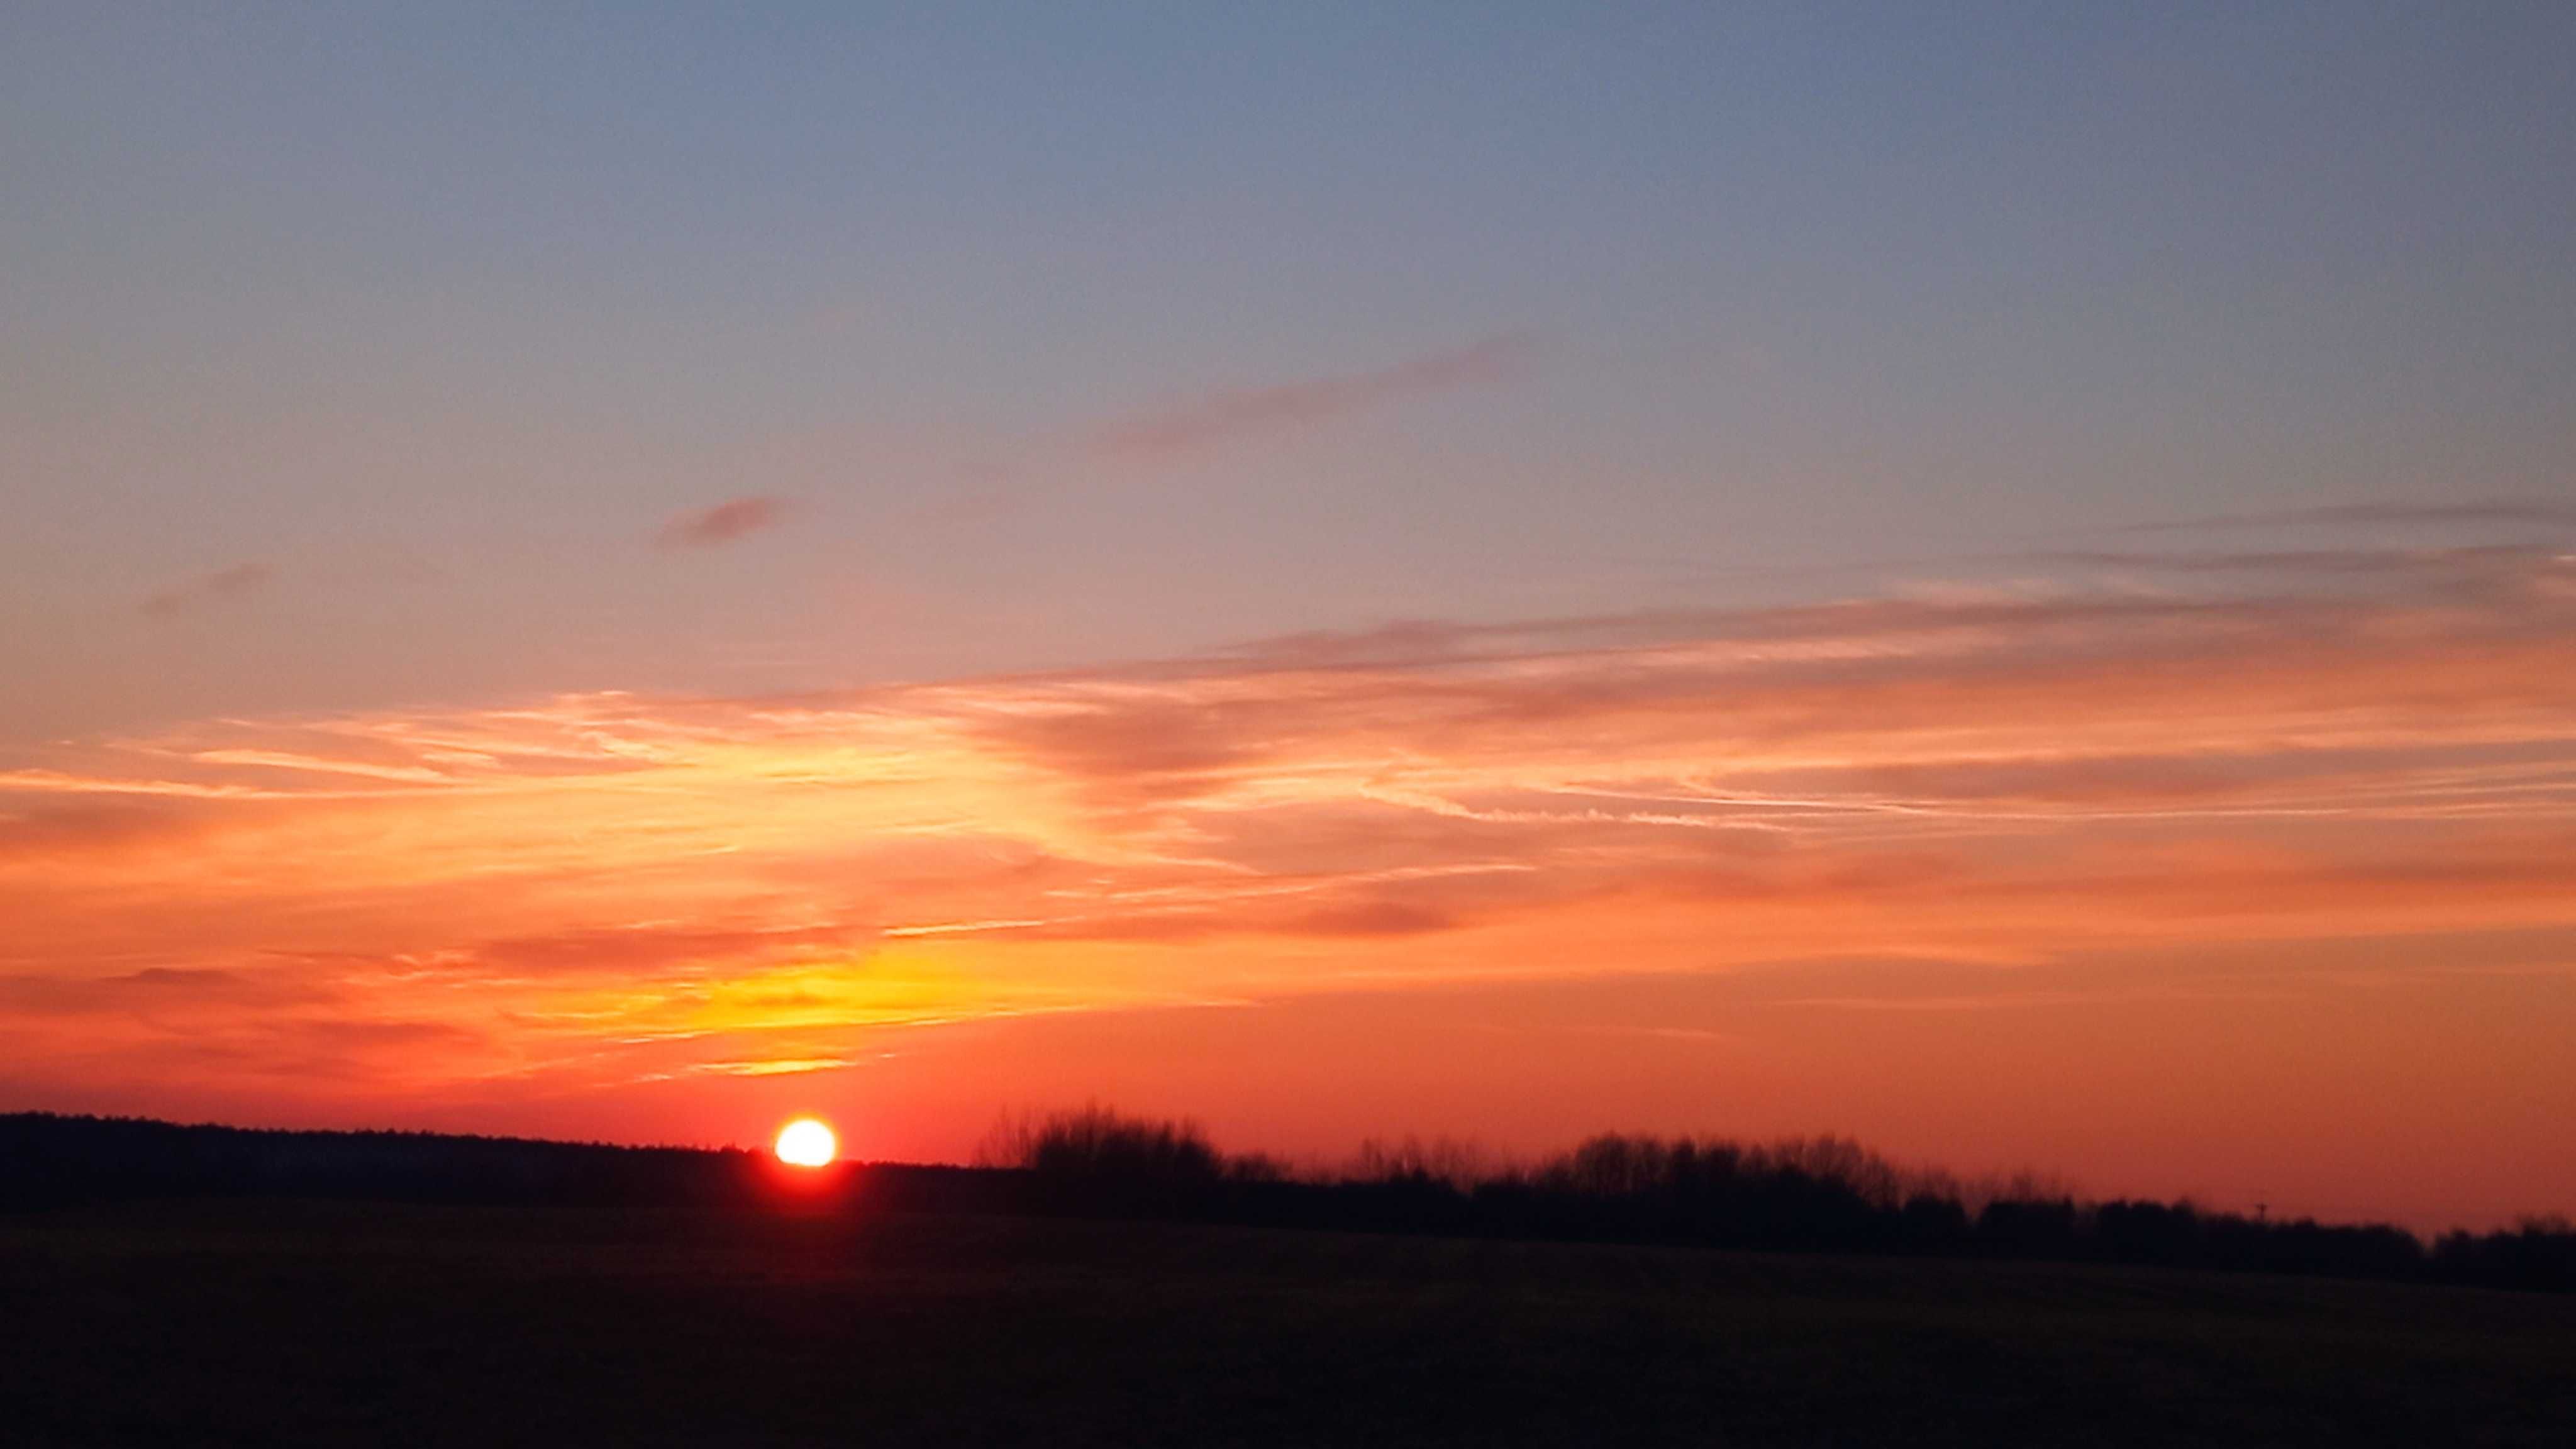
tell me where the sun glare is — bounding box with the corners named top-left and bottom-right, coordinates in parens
top-left (774, 1118), bottom-right (836, 1168)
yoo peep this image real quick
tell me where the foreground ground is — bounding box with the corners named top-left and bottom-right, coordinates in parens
top-left (3, 1199), bottom-right (2571, 1446)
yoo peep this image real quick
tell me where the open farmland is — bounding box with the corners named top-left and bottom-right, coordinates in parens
top-left (5, 1197), bottom-right (2570, 1447)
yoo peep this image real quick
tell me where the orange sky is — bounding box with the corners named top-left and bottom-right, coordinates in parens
top-left (6, 545), bottom-right (2575, 1231)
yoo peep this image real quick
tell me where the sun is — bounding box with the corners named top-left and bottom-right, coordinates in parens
top-left (773, 1118), bottom-right (837, 1168)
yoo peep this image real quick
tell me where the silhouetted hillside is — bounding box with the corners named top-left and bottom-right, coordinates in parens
top-left (7, 1109), bottom-right (2569, 1294)
top-left (0, 1113), bottom-right (767, 1209)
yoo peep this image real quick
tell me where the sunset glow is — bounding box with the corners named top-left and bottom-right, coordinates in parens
top-left (4, 546), bottom-right (2573, 1226)
top-left (6, 5), bottom-right (2574, 1240)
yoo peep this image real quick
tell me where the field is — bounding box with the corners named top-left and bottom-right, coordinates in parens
top-left (4, 1198), bottom-right (2572, 1447)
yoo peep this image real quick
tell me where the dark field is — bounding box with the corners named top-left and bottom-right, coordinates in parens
top-left (4, 1199), bottom-right (2571, 1447)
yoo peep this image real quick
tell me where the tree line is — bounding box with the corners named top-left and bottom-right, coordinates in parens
top-left (6, 1108), bottom-right (2568, 1294)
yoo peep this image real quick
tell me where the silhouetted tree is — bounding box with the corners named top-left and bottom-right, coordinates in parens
top-left (10, 1111), bottom-right (2570, 1294)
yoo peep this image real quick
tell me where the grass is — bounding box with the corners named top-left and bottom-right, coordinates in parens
top-left (5, 1197), bottom-right (2572, 1446)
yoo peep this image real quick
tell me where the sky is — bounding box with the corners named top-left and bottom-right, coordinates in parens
top-left (3, 3), bottom-right (2573, 1230)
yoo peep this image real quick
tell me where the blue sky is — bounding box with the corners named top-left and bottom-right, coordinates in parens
top-left (4, 3), bottom-right (2570, 740)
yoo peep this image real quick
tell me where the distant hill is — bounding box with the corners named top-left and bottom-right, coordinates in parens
top-left (6, 1109), bottom-right (2568, 1294)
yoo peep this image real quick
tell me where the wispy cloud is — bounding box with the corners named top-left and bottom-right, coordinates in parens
top-left (141, 562), bottom-right (271, 618)
top-left (8, 543), bottom-right (2575, 1145)
top-left (657, 495), bottom-right (790, 548)
top-left (2121, 498), bottom-right (2576, 533)
top-left (1092, 333), bottom-right (1535, 462)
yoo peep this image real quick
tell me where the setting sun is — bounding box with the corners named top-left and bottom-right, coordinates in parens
top-left (773, 1118), bottom-right (836, 1168)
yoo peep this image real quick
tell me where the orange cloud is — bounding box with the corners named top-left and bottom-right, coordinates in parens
top-left (5, 547), bottom-right (2575, 1221)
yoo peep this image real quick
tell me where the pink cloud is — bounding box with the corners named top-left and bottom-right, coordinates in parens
top-left (141, 562), bottom-right (271, 618)
top-left (2122, 498), bottom-right (2576, 533)
top-left (1092, 333), bottom-right (1535, 461)
top-left (657, 495), bottom-right (790, 548)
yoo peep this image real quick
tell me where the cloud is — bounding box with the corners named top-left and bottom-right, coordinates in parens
top-left (1280, 901), bottom-right (1458, 938)
top-left (2024, 543), bottom-right (2557, 588)
top-left (0, 799), bottom-right (213, 861)
top-left (2121, 499), bottom-right (2576, 534)
top-left (469, 921), bottom-right (873, 979)
top-left (1091, 333), bottom-right (1535, 462)
top-left (141, 562), bottom-right (271, 618)
top-left (0, 966), bottom-right (334, 1016)
top-left (657, 495), bottom-right (790, 548)
top-left (6, 542), bottom-right (2575, 1106)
